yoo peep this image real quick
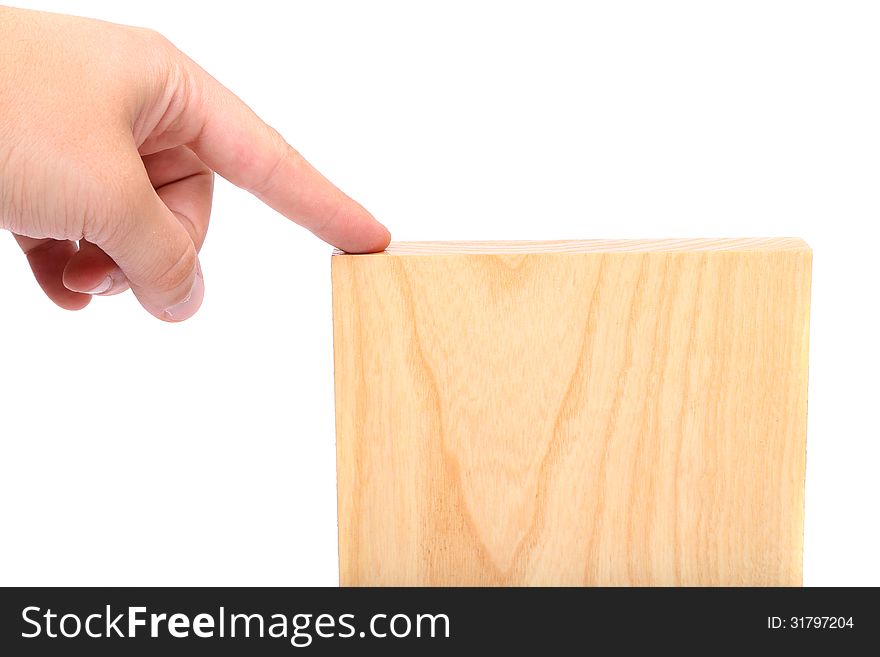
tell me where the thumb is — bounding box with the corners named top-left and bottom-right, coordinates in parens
top-left (95, 189), bottom-right (203, 323)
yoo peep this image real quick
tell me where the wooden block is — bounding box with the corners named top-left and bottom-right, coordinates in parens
top-left (331, 238), bottom-right (812, 586)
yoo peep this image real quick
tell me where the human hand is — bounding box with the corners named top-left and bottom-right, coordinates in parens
top-left (0, 7), bottom-right (390, 321)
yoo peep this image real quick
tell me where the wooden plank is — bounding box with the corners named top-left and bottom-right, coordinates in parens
top-left (331, 238), bottom-right (812, 586)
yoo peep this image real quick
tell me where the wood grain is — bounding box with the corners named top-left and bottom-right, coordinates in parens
top-left (331, 238), bottom-right (812, 586)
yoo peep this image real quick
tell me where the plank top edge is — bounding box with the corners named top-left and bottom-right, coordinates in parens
top-left (333, 237), bottom-right (810, 257)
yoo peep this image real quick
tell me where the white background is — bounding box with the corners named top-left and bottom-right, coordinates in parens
top-left (0, 1), bottom-right (877, 586)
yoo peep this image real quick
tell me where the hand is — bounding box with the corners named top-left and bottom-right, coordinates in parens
top-left (0, 7), bottom-right (390, 321)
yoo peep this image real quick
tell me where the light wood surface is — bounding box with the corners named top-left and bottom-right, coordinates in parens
top-left (339, 237), bottom-right (809, 256)
top-left (332, 238), bottom-right (812, 586)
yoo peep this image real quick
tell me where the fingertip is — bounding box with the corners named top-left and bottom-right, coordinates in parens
top-left (63, 269), bottom-right (129, 297)
top-left (323, 203), bottom-right (391, 254)
top-left (160, 267), bottom-right (204, 323)
top-left (40, 275), bottom-right (92, 311)
top-left (373, 222), bottom-right (392, 251)
top-left (62, 241), bottom-right (129, 296)
top-left (56, 291), bottom-right (93, 312)
top-left (63, 271), bottom-right (110, 295)
top-left (136, 258), bottom-right (204, 323)
top-left (338, 222), bottom-right (391, 254)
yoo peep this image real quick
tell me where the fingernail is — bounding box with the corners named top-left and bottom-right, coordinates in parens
top-left (84, 276), bottom-right (113, 295)
top-left (163, 264), bottom-right (204, 322)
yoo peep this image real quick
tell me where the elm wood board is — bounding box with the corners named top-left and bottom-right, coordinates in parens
top-left (331, 238), bottom-right (812, 586)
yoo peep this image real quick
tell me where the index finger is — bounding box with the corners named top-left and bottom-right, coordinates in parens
top-left (163, 58), bottom-right (390, 254)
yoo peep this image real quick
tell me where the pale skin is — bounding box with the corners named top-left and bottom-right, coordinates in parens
top-left (0, 7), bottom-right (390, 321)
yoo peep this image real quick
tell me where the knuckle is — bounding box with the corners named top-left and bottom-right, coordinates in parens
top-left (137, 27), bottom-right (174, 52)
top-left (128, 27), bottom-right (180, 90)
